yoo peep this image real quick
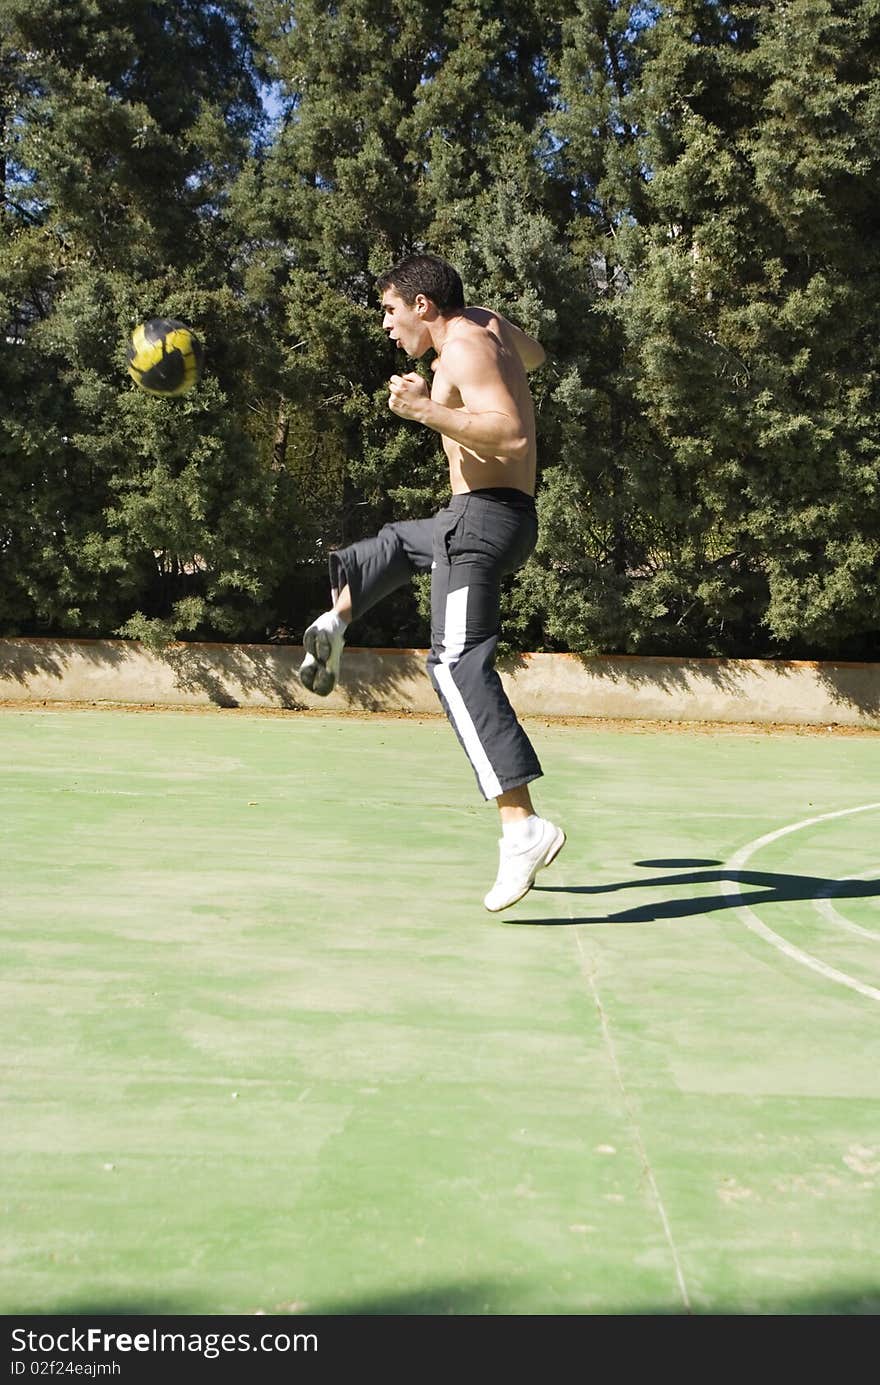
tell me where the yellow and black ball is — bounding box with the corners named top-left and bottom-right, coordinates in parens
top-left (127, 318), bottom-right (204, 396)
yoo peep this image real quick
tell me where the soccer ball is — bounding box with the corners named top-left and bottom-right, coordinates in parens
top-left (127, 318), bottom-right (204, 396)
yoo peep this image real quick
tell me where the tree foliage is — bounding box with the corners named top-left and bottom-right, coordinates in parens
top-left (1, 0), bottom-right (878, 657)
top-left (0, 0), bottom-right (290, 642)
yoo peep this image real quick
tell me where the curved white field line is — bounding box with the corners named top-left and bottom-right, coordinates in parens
top-left (722, 802), bottom-right (880, 1004)
top-left (815, 866), bottom-right (880, 941)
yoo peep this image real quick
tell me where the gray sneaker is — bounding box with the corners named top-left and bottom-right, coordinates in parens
top-left (298, 618), bottom-right (345, 696)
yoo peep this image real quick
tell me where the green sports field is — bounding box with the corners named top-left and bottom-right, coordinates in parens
top-left (2, 707), bottom-right (879, 1316)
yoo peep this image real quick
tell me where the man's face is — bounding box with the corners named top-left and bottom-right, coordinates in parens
top-left (381, 287), bottom-right (431, 358)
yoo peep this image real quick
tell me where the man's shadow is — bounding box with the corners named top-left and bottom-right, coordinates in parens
top-left (518, 858), bottom-right (880, 926)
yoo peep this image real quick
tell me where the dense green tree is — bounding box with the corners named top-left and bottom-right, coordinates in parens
top-left (0, 0), bottom-right (289, 642)
top-left (565, 0), bottom-right (880, 656)
top-left (524, 0), bottom-right (669, 655)
top-left (2, 0), bottom-right (879, 659)
top-left (243, 0), bottom-right (582, 647)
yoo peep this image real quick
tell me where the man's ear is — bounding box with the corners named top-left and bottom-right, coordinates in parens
top-left (414, 293), bottom-right (435, 319)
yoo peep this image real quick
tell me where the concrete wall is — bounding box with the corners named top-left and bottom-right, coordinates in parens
top-left (1, 636), bottom-right (879, 727)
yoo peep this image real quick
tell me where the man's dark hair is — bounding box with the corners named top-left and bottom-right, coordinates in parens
top-left (376, 254), bottom-right (465, 314)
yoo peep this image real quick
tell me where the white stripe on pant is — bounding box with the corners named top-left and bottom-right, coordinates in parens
top-left (434, 584), bottom-right (504, 799)
top-left (327, 489), bottom-right (542, 799)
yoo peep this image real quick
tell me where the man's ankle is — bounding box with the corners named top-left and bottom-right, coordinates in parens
top-left (311, 609), bottom-right (348, 637)
top-left (501, 814), bottom-right (542, 849)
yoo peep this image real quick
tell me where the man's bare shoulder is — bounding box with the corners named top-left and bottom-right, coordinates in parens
top-left (437, 329), bottom-right (502, 378)
top-left (461, 307), bottom-right (498, 330)
top-left (460, 306), bottom-right (545, 373)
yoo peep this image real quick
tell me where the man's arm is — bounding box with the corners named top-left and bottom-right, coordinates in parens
top-left (465, 307), bottom-right (546, 372)
top-left (388, 337), bottom-right (529, 460)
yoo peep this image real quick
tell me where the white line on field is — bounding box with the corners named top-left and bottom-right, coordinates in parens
top-left (814, 866), bottom-right (880, 941)
top-left (723, 803), bottom-right (880, 1003)
top-left (573, 928), bottom-right (692, 1313)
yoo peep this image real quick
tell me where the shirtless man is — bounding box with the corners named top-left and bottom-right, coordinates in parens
top-left (298, 254), bottom-right (565, 911)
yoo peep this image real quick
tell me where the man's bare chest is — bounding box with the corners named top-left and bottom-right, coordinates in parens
top-left (430, 363), bottom-right (462, 410)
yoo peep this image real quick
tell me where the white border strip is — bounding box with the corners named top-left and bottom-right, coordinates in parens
top-left (723, 803), bottom-right (880, 1003)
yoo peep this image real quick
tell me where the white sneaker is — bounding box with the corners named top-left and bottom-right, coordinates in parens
top-left (483, 819), bottom-right (566, 912)
top-left (298, 613), bottom-right (346, 696)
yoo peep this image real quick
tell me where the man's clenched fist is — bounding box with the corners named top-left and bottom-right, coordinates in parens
top-left (388, 371), bottom-right (429, 421)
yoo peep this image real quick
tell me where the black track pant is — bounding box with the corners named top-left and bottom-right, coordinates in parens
top-left (328, 487), bottom-right (542, 800)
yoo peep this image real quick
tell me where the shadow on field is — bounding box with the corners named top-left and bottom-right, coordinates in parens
top-left (315, 1285), bottom-right (880, 1315)
top-left (16, 1297), bottom-right (188, 1315)
top-left (19, 1282), bottom-right (880, 1315)
top-left (523, 858), bottom-right (880, 926)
